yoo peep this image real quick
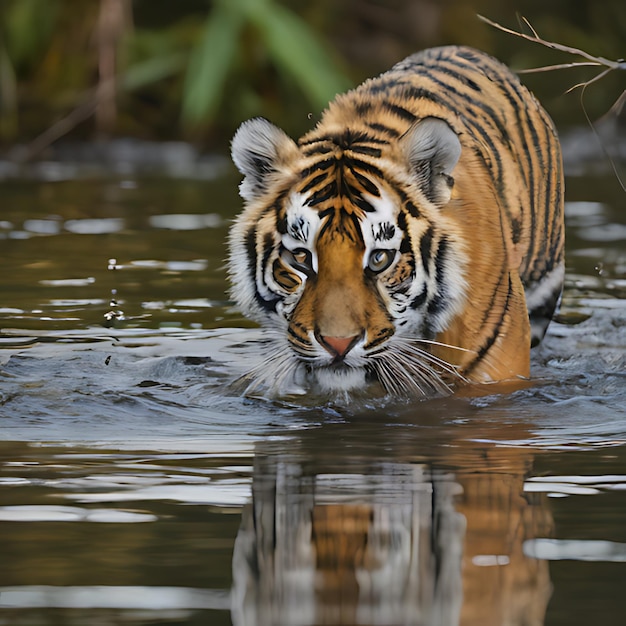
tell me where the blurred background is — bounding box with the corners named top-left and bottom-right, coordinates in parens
top-left (1, 0), bottom-right (624, 155)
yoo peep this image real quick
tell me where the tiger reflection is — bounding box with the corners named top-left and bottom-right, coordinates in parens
top-left (231, 445), bottom-right (552, 626)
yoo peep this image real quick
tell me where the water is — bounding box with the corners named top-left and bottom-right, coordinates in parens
top-left (0, 139), bottom-right (625, 625)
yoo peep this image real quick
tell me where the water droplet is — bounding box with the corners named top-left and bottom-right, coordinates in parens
top-left (103, 309), bottom-right (126, 326)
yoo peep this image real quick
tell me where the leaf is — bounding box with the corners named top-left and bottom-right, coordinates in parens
top-left (2, 0), bottom-right (58, 67)
top-left (121, 53), bottom-right (187, 92)
top-left (245, 0), bottom-right (351, 110)
top-left (181, 1), bottom-right (244, 127)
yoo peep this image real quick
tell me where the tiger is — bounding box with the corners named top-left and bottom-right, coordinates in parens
top-left (228, 45), bottom-right (564, 398)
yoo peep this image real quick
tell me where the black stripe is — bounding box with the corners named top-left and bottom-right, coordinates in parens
top-left (245, 229), bottom-right (279, 313)
top-left (366, 122), bottom-right (401, 137)
top-left (349, 145), bottom-right (383, 158)
top-left (245, 228), bottom-right (256, 285)
top-left (317, 208), bottom-right (335, 238)
top-left (344, 158), bottom-right (385, 180)
top-left (395, 187), bottom-right (423, 219)
top-left (337, 211), bottom-right (365, 244)
top-left (355, 101), bottom-right (373, 115)
top-left (382, 101), bottom-right (417, 123)
top-left (365, 77), bottom-right (398, 95)
top-left (426, 236), bottom-right (449, 317)
top-left (299, 133), bottom-right (335, 146)
top-left (308, 181), bottom-right (337, 206)
top-left (351, 194), bottom-right (376, 213)
top-left (299, 172), bottom-right (328, 194)
top-left (287, 322), bottom-right (310, 349)
top-left (364, 327), bottom-right (394, 350)
top-left (436, 61), bottom-right (482, 91)
top-left (420, 226), bottom-right (434, 275)
top-left (399, 234), bottom-right (412, 254)
top-left (274, 194), bottom-right (288, 234)
top-left (300, 158), bottom-right (335, 178)
top-left (465, 274), bottom-right (513, 374)
top-left (409, 287), bottom-right (427, 309)
top-left (336, 129), bottom-right (388, 147)
top-left (352, 170), bottom-right (380, 196)
top-left (301, 144), bottom-right (333, 157)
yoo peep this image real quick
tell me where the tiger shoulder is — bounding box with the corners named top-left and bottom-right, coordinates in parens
top-left (228, 45), bottom-right (565, 398)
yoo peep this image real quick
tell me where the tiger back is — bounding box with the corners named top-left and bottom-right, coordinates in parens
top-left (228, 45), bottom-right (564, 397)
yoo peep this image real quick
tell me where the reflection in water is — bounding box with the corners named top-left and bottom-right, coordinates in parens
top-left (232, 442), bottom-right (552, 626)
top-left (456, 448), bottom-right (552, 626)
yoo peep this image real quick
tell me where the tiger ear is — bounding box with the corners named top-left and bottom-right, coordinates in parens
top-left (400, 117), bottom-right (461, 207)
top-left (231, 117), bottom-right (299, 202)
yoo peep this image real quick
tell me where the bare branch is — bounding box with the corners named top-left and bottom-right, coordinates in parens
top-left (478, 13), bottom-right (625, 191)
top-left (518, 62), bottom-right (603, 74)
top-left (520, 15), bottom-right (539, 39)
top-left (565, 67), bottom-right (614, 94)
top-left (477, 14), bottom-right (622, 70)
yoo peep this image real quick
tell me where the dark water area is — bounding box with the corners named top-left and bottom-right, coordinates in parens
top-left (0, 135), bottom-right (625, 625)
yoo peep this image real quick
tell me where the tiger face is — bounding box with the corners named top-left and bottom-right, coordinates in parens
top-left (229, 117), bottom-right (469, 396)
top-left (228, 46), bottom-right (564, 398)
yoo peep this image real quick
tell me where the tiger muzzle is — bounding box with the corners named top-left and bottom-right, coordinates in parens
top-left (315, 332), bottom-right (363, 361)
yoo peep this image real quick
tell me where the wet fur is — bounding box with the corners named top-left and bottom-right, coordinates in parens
top-left (228, 46), bottom-right (564, 398)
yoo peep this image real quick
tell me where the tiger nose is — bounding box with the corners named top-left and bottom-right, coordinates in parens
top-left (319, 334), bottom-right (359, 358)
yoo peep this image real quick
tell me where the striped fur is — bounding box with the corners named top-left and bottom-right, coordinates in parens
top-left (228, 46), bottom-right (564, 398)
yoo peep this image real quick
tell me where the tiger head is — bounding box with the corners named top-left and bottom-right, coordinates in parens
top-left (228, 116), bottom-right (468, 397)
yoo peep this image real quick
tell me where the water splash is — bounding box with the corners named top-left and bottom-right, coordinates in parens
top-left (103, 258), bottom-right (126, 326)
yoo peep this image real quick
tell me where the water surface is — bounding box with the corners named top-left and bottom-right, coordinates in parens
top-left (0, 143), bottom-right (625, 625)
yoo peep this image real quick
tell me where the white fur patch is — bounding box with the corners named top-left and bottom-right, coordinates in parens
top-left (283, 193), bottom-right (322, 273)
top-left (360, 191), bottom-right (404, 265)
top-left (524, 263), bottom-right (565, 311)
top-left (313, 366), bottom-right (367, 393)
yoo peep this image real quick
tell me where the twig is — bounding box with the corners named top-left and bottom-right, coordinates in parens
top-left (479, 14), bottom-right (625, 191)
top-left (518, 62), bottom-right (601, 75)
top-left (478, 14), bottom-right (625, 71)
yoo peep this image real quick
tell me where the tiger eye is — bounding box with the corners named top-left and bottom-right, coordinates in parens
top-left (367, 249), bottom-right (395, 273)
top-left (292, 250), bottom-right (308, 265)
top-left (282, 247), bottom-right (314, 276)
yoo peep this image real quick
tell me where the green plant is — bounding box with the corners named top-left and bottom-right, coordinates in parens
top-left (180, 0), bottom-right (351, 131)
top-left (0, 0), bottom-right (60, 139)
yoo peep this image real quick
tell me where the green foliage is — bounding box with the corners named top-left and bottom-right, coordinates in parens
top-left (0, 0), bottom-right (59, 138)
top-left (1, 0), bottom-right (624, 145)
top-left (1, 0), bottom-right (58, 69)
top-left (180, 0), bottom-right (351, 131)
top-left (243, 0), bottom-right (350, 111)
top-left (181, 1), bottom-right (245, 127)
top-left (0, 0), bottom-right (351, 143)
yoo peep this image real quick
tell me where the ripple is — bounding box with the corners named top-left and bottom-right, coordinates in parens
top-left (0, 585), bottom-right (229, 610)
top-left (66, 482), bottom-right (251, 506)
top-left (0, 505), bottom-right (156, 523)
top-left (524, 474), bottom-right (626, 497)
top-left (64, 218), bottom-right (125, 234)
top-left (149, 213), bottom-right (222, 230)
top-left (524, 538), bottom-right (626, 562)
top-left (23, 219), bottom-right (62, 235)
top-left (39, 277), bottom-right (96, 287)
top-left (578, 223), bottom-right (626, 242)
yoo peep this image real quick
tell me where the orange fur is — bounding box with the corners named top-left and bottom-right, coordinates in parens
top-left (229, 46), bottom-right (564, 396)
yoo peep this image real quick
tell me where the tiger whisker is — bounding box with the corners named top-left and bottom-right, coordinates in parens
top-left (230, 339), bottom-right (299, 396)
top-left (368, 334), bottom-right (470, 397)
top-left (371, 352), bottom-right (448, 397)
top-left (390, 338), bottom-right (468, 382)
top-left (408, 337), bottom-right (475, 354)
